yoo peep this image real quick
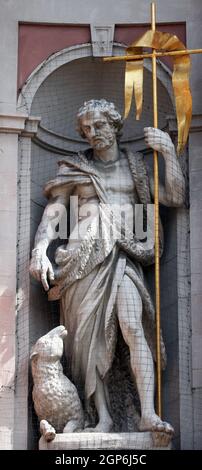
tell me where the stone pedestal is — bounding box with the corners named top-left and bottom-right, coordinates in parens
top-left (39, 432), bottom-right (172, 450)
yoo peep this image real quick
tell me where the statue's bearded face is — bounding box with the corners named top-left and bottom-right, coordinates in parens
top-left (80, 110), bottom-right (116, 150)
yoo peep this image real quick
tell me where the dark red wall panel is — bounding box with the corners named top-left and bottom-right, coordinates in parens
top-left (18, 22), bottom-right (186, 93)
top-left (18, 24), bottom-right (91, 91)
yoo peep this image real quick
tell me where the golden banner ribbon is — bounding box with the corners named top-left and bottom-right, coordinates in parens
top-left (125, 30), bottom-right (192, 155)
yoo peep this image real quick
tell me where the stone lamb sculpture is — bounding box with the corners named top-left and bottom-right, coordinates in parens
top-left (30, 325), bottom-right (84, 441)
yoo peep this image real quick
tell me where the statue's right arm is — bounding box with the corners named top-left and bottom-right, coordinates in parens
top-left (29, 186), bottom-right (69, 291)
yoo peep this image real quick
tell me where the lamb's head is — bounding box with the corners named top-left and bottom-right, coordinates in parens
top-left (30, 326), bottom-right (67, 362)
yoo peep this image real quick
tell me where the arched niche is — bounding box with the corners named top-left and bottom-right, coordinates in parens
top-left (16, 42), bottom-right (189, 449)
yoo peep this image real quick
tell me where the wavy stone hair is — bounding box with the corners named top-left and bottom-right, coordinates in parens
top-left (76, 99), bottom-right (123, 140)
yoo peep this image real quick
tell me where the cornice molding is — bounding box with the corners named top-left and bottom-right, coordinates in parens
top-left (167, 114), bottom-right (202, 133)
top-left (0, 114), bottom-right (27, 134)
top-left (0, 114), bottom-right (40, 136)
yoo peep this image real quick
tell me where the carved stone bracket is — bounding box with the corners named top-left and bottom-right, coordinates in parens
top-left (21, 116), bottom-right (41, 138)
top-left (90, 25), bottom-right (115, 56)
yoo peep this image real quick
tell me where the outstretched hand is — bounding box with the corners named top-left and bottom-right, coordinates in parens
top-left (29, 249), bottom-right (54, 291)
top-left (144, 127), bottom-right (174, 155)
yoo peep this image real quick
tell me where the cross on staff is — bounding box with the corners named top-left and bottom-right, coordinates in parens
top-left (103, 2), bottom-right (202, 419)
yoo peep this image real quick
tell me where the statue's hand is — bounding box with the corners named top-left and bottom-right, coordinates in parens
top-left (29, 248), bottom-right (54, 291)
top-left (144, 127), bottom-right (174, 155)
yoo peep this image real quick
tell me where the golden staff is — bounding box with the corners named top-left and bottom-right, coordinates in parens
top-left (103, 48), bottom-right (202, 62)
top-left (151, 2), bottom-right (161, 418)
top-left (103, 2), bottom-right (202, 418)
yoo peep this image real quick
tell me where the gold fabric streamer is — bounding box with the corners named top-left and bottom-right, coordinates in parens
top-left (124, 30), bottom-right (192, 155)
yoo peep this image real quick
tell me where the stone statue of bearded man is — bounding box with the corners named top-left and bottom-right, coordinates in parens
top-left (30, 99), bottom-right (185, 436)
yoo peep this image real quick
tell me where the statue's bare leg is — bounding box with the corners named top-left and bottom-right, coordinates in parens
top-left (63, 419), bottom-right (82, 433)
top-left (84, 371), bottom-right (113, 432)
top-left (117, 274), bottom-right (174, 435)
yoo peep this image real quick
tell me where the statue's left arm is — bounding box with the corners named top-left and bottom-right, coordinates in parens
top-left (144, 127), bottom-right (185, 207)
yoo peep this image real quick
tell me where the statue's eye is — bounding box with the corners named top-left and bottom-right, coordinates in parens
top-left (83, 126), bottom-right (90, 133)
top-left (96, 122), bottom-right (105, 129)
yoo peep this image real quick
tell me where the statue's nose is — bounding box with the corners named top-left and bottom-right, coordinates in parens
top-left (90, 126), bottom-right (96, 137)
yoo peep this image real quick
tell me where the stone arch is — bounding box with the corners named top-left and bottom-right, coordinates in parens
top-left (18, 42), bottom-right (174, 115)
top-left (18, 42), bottom-right (174, 159)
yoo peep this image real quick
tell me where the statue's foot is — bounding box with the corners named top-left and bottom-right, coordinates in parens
top-left (139, 413), bottom-right (174, 434)
top-left (139, 414), bottom-right (174, 447)
top-left (82, 418), bottom-right (113, 433)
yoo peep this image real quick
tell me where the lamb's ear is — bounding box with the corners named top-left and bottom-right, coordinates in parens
top-left (30, 346), bottom-right (38, 360)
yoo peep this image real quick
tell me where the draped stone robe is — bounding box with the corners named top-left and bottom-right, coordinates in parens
top-left (44, 148), bottom-right (166, 408)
